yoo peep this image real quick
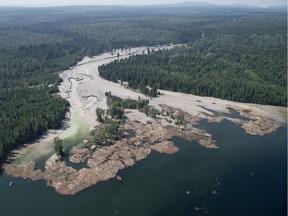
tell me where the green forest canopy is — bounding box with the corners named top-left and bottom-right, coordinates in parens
top-left (99, 9), bottom-right (287, 106)
top-left (0, 5), bottom-right (286, 161)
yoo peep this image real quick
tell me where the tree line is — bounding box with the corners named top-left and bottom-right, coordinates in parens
top-left (99, 14), bottom-right (287, 106)
top-left (0, 6), bottom-right (286, 161)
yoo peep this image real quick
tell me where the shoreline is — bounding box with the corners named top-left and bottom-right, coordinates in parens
top-left (2, 44), bottom-right (286, 195)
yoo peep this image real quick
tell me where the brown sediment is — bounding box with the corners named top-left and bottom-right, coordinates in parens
top-left (3, 109), bottom-right (217, 195)
top-left (241, 118), bottom-right (280, 136)
top-left (160, 104), bottom-right (201, 126)
top-left (230, 108), bottom-right (282, 136)
top-left (206, 116), bottom-right (223, 123)
top-left (69, 147), bottom-right (91, 163)
top-left (3, 46), bottom-right (285, 196)
top-left (4, 161), bottom-right (44, 181)
top-left (198, 139), bottom-right (218, 149)
top-left (159, 105), bottom-right (218, 149)
top-left (3, 105), bottom-right (281, 195)
top-left (150, 141), bottom-right (179, 154)
top-left (164, 126), bottom-right (218, 149)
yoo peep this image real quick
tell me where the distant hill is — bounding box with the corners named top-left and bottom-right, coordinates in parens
top-left (267, 5), bottom-right (287, 10)
top-left (171, 2), bottom-right (219, 7)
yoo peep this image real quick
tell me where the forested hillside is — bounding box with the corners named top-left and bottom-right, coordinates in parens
top-left (0, 5), bottom-right (286, 161)
top-left (99, 13), bottom-right (287, 106)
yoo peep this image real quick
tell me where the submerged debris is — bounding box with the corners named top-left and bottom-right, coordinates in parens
top-left (194, 207), bottom-right (209, 214)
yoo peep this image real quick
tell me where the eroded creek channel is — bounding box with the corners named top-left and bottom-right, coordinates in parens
top-left (0, 46), bottom-right (286, 215)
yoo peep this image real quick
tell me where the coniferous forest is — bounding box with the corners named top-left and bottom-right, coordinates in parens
top-left (99, 13), bottom-right (287, 106)
top-left (0, 5), bottom-right (286, 161)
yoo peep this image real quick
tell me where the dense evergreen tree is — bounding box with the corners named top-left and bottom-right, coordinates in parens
top-left (106, 93), bottom-right (149, 119)
top-left (99, 14), bottom-right (287, 106)
top-left (54, 137), bottom-right (64, 157)
top-left (0, 5), bottom-right (286, 162)
top-left (96, 108), bottom-right (104, 123)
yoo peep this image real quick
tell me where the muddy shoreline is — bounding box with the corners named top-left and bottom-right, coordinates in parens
top-left (3, 45), bottom-right (286, 195)
top-left (3, 109), bottom-right (219, 195)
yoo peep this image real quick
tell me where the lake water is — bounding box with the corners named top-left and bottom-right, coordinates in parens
top-left (0, 120), bottom-right (286, 216)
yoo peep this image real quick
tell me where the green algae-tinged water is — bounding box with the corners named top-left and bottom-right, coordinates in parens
top-left (0, 120), bottom-right (286, 216)
top-left (32, 109), bottom-right (89, 171)
top-left (60, 109), bottom-right (90, 151)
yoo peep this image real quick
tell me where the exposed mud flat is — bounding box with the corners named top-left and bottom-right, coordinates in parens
top-left (4, 108), bottom-right (220, 195)
top-left (3, 45), bottom-right (286, 195)
top-left (228, 108), bottom-right (282, 136)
